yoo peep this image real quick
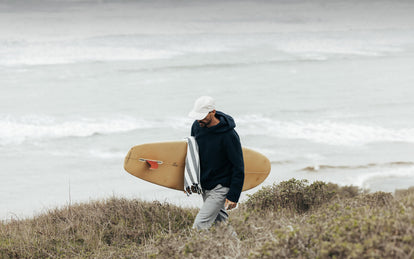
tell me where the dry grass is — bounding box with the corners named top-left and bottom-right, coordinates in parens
top-left (1, 179), bottom-right (414, 258)
top-left (0, 198), bottom-right (196, 258)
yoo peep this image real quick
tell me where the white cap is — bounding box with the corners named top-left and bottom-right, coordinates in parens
top-left (188, 96), bottom-right (216, 120)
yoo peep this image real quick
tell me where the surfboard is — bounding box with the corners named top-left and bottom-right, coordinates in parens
top-left (124, 141), bottom-right (271, 192)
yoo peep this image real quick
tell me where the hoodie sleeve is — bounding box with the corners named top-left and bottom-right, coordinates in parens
top-left (190, 121), bottom-right (197, 137)
top-left (224, 131), bottom-right (245, 203)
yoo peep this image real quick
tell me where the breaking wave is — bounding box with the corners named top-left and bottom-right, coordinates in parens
top-left (0, 114), bottom-right (182, 146)
top-left (237, 115), bottom-right (414, 146)
top-left (2, 114), bottom-right (414, 148)
top-left (355, 166), bottom-right (414, 189)
top-left (300, 162), bottom-right (414, 172)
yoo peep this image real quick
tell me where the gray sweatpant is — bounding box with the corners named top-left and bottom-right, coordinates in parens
top-left (192, 184), bottom-right (230, 230)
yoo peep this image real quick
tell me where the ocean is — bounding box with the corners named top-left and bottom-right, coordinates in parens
top-left (1, 0), bottom-right (413, 220)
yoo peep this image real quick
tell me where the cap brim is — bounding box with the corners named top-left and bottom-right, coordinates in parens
top-left (188, 110), bottom-right (209, 121)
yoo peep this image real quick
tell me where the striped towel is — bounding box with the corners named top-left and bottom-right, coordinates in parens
top-left (184, 137), bottom-right (203, 195)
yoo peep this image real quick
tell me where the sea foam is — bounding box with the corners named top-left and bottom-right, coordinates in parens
top-left (0, 115), bottom-right (165, 145)
top-left (237, 115), bottom-right (414, 146)
top-left (3, 114), bottom-right (414, 147)
top-left (355, 166), bottom-right (414, 190)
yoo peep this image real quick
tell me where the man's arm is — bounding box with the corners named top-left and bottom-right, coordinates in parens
top-left (224, 131), bottom-right (245, 205)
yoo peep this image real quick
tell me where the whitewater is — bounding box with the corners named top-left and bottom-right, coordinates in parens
top-left (1, 0), bottom-right (414, 220)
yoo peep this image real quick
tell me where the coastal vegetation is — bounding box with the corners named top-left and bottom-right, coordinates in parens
top-left (1, 179), bottom-right (413, 258)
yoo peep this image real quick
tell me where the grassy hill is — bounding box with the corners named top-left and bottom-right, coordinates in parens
top-left (1, 179), bottom-right (413, 258)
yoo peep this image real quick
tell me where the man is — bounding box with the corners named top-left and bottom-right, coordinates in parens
top-left (188, 96), bottom-right (244, 230)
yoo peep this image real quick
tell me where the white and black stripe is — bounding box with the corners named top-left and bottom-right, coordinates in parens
top-left (184, 137), bottom-right (202, 195)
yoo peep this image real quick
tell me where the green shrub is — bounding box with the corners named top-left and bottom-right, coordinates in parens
top-left (1, 181), bottom-right (413, 258)
top-left (0, 198), bottom-right (196, 258)
top-left (244, 179), bottom-right (337, 213)
top-left (326, 182), bottom-right (362, 198)
top-left (248, 188), bottom-right (414, 259)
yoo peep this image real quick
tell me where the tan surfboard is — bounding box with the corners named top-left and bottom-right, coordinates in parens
top-left (124, 141), bottom-right (271, 191)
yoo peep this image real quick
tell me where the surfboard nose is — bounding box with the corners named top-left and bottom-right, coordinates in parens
top-left (124, 148), bottom-right (132, 170)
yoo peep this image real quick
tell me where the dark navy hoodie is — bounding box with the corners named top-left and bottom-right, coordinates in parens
top-left (191, 111), bottom-right (244, 202)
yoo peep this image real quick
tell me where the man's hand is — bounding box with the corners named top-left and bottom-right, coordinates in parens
top-left (225, 199), bottom-right (237, 210)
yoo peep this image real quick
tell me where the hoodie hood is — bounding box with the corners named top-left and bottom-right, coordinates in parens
top-left (192, 111), bottom-right (236, 136)
top-left (211, 111), bottom-right (236, 133)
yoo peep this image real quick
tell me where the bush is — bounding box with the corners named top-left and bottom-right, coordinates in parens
top-left (244, 179), bottom-right (338, 213)
top-left (326, 183), bottom-right (362, 198)
top-left (0, 198), bottom-right (196, 258)
top-left (249, 191), bottom-right (414, 259)
top-left (1, 181), bottom-right (414, 258)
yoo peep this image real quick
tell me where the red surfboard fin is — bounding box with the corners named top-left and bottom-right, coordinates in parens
top-left (146, 160), bottom-right (159, 169)
top-left (139, 158), bottom-right (163, 169)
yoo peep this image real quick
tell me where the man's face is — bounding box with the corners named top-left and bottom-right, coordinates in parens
top-left (197, 112), bottom-right (213, 127)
